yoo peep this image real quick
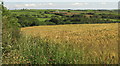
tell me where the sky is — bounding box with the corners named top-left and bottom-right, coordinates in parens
top-left (2, 0), bottom-right (119, 10)
top-left (3, 0), bottom-right (120, 2)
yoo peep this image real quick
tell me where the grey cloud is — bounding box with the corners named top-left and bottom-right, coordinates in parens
top-left (4, 2), bottom-right (118, 9)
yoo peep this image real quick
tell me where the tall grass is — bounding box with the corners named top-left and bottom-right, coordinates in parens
top-left (16, 36), bottom-right (85, 64)
top-left (3, 35), bottom-right (118, 64)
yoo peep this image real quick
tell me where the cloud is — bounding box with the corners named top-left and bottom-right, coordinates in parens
top-left (4, 2), bottom-right (117, 9)
top-left (14, 4), bottom-right (38, 8)
top-left (48, 3), bottom-right (54, 5)
top-left (101, 2), bottom-right (107, 5)
top-left (72, 2), bottom-right (88, 6)
top-left (24, 4), bottom-right (36, 7)
top-left (13, 3), bottom-right (55, 8)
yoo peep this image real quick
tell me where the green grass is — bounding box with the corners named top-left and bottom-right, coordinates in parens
top-left (44, 14), bottom-right (55, 17)
top-left (109, 19), bottom-right (120, 21)
top-left (37, 18), bottom-right (51, 22)
top-left (102, 19), bottom-right (120, 21)
top-left (11, 11), bottom-right (40, 15)
top-left (4, 35), bottom-right (116, 64)
top-left (3, 36), bottom-right (85, 64)
top-left (59, 10), bottom-right (117, 15)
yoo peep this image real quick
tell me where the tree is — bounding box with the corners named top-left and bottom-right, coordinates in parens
top-left (17, 15), bottom-right (40, 27)
top-left (49, 17), bottom-right (62, 24)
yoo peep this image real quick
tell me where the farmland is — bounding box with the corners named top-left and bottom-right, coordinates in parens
top-left (10, 9), bottom-right (119, 27)
top-left (2, 4), bottom-right (119, 64)
top-left (21, 23), bottom-right (118, 44)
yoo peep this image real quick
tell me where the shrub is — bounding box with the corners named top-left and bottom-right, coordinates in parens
top-left (17, 15), bottom-right (40, 27)
top-left (2, 6), bottom-right (20, 54)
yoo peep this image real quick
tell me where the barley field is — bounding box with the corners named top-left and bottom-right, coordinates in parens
top-left (20, 23), bottom-right (118, 64)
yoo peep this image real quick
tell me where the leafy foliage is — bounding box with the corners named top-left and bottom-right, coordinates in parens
top-left (2, 6), bottom-right (20, 54)
top-left (17, 15), bottom-right (41, 27)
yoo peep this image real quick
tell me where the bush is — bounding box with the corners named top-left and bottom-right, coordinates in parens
top-left (2, 6), bottom-right (20, 54)
top-left (17, 15), bottom-right (41, 27)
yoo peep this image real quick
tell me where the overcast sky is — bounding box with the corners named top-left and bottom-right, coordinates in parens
top-left (3, 0), bottom-right (120, 2)
top-left (2, 0), bottom-right (119, 10)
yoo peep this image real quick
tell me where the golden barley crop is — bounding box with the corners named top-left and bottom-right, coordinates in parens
top-left (21, 23), bottom-right (119, 64)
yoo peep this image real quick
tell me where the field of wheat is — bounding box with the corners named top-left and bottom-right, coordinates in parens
top-left (21, 23), bottom-right (118, 64)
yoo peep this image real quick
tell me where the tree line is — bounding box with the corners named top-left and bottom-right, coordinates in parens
top-left (10, 9), bottom-right (120, 27)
